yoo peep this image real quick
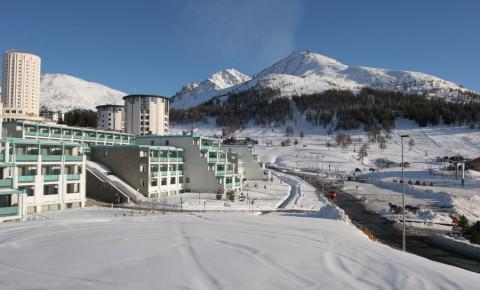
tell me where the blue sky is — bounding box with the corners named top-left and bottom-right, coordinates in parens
top-left (1, 0), bottom-right (479, 95)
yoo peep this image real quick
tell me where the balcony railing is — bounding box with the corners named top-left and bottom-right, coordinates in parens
top-left (43, 175), bottom-right (59, 182)
top-left (0, 178), bottom-right (13, 188)
top-left (38, 132), bottom-right (50, 137)
top-left (42, 155), bottom-right (62, 162)
top-left (0, 206), bottom-right (18, 216)
top-left (18, 176), bottom-right (35, 183)
top-left (65, 155), bottom-right (83, 162)
top-left (151, 171), bottom-right (159, 177)
top-left (160, 171), bottom-right (168, 176)
top-left (150, 157), bottom-right (160, 162)
top-left (51, 133), bottom-right (63, 138)
top-left (159, 157), bottom-right (169, 162)
top-left (25, 130), bottom-right (37, 136)
top-left (16, 155), bottom-right (38, 162)
top-left (66, 174), bottom-right (81, 181)
top-left (0, 154), bottom-right (4, 162)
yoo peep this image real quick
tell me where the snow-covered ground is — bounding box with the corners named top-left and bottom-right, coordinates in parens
top-left (1, 207), bottom-right (479, 290)
top-left (172, 119), bottom-right (480, 227)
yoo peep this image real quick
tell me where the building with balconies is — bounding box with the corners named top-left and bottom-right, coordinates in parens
top-left (2, 120), bottom-right (135, 150)
top-left (90, 145), bottom-right (184, 197)
top-left (136, 131), bottom-right (242, 194)
top-left (96, 104), bottom-right (124, 132)
top-left (223, 145), bottom-right (267, 180)
top-left (0, 138), bottom-right (86, 218)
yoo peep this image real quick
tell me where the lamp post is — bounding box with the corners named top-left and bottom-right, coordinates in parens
top-left (400, 134), bottom-right (409, 252)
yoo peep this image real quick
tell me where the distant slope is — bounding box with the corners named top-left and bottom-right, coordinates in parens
top-left (171, 68), bottom-right (251, 109)
top-left (40, 73), bottom-right (125, 112)
top-left (172, 51), bottom-right (478, 109)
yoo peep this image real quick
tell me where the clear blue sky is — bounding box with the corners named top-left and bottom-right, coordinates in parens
top-left (1, 0), bottom-right (479, 95)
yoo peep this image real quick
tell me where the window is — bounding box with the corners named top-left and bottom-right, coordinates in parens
top-left (104, 150), bottom-right (108, 157)
top-left (140, 164), bottom-right (146, 172)
top-left (186, 177), bottom-right (190, 184)
top-left (161, 178), bottom-right (167, 185)
top-left (170, 177), bottom-right (176, 184)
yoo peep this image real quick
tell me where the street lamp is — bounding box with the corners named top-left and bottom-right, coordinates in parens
top-left (400, 134), bottom-right (409, 252)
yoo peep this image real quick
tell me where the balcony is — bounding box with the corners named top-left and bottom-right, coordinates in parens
top-left (0, 178), bottom-right (13, 188)
top-left (42, 155), bottom-right (62, 162)
top-left (216, 170), bottom-right (225, 176)
top-left (218, 158), bottom-right (226, 163)
top-left (16, 155), bottom-right (38, 162)
top-left (0, 206), bottom-right (18, 216)
top-left (66, 174), bottom-right (81, 181)
top-left (38, 132), bottom-right (50, 137)
top-left (51, 133), bottom-right (63, 138)
top-left (150, 157), bottom-right (160, 162)
top-left (65, 155), bottom-right (83, 162)
top-left (159, 157), bottom-right (169, 162)
top-left (151, 171), bottom-right (159, 177)
top-left (160, 171), bottom-right (168, 176)
top-left (73, 134), bottom-right (83, 140)
top-left (43, 175), bottom-right (59, 182)
top-left (235, 182), bottom-right (241, 187)
top-left (18, 176), bottom-right (35, 183)
top-left (0, 154), bottom-right (4, 162)
top-left (208, 158), bottom-right (217, 163)
top-left (200, 145), bottom-right (210, 151)
top-left (85, 135), bottom-right (97, 141)
top-left (25, 130), bottom-right (37, 136)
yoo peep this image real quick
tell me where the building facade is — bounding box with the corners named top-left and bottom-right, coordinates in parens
top-left (96, 104), bottom-right (124, 132)
top-left (0, 138), bottom-right (86, 220)
top-left (223, 145), bottom-right (266, 180)
top-left (2, 121), bottom-right (135, 149)
top-left (124, 95), bottom-right (169, 136)
top-left (1, 51), bottom-right (41, 121)
top-left (91, 145), bottom-right (184, 198)
top-left (137, 132), bottom-right (242, 194)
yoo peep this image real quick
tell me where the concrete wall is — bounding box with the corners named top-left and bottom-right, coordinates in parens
top-left (91, 147), bottom-right (147, 194)
top-left (86, 170), bottom-right (129, 203)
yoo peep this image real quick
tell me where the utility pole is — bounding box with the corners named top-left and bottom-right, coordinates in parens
top-left (400, 134), bottom-right (409, 252)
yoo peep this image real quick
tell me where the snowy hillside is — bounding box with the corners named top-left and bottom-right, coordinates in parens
top-left (171, 68), bottom-right (251, 109)
top-left (40, 73), bottom-right (125, 112)
top-left (1, 208), bottom-right (479, 289)
top-left (172, 51), bottom-right (478, 109)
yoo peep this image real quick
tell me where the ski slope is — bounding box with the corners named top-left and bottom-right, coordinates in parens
top-left (0, 208), bottom-right (479, 290)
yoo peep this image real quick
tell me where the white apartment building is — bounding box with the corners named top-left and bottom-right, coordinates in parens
top-left (96, 104), bottom-right (124, 131)
top-left (124, 94), bottom-right (169, 136)
top-left (0, 138), bottom-right (86, 220)
top-left (1, 51), bottom-right (42, 121)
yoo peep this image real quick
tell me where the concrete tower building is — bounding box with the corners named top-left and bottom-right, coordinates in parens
top-left (123, 94), bottom-right (169, 136)
top-left (96, 104), bottom-right (124, 132)
top-left (1, 51), bottom-right (41, 121)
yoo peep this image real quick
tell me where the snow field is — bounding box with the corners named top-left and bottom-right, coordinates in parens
top-left (0, 208), bottom-right (479, 290)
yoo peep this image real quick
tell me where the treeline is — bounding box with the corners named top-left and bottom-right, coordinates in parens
top-left (59, 109), bottom-right (97, 128)
top-left (295, 88), bottom-right (480, 129)
top-left (171, 87), bottom-right (480, 132)
top-left (171, 87), bottom-right (292, 132)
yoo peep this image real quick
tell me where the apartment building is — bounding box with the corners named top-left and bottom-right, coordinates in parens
top-left (91, 145), bottom-right (184, 197)
top-left (2, 120), bottom-right (135, 148)
top-left (124, 94), bottom-right (169, 136)
top-left (223, 145), bottom-right (266, 180)
top-left (0, 138), bottom-right (86, 220)
top-left (137, 132), bottom-right (242, 194)
top-left (1, 51), bottom-right (42, 121)
top-left (96, 104), bottom-right (124, 132)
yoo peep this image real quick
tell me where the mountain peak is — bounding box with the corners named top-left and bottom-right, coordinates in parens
top-left (255, 51), bottom-right (348, 79)
top-left (41, 73), bottom-right (125, 112)
top-left (172, 68), bottom-right (251, 109)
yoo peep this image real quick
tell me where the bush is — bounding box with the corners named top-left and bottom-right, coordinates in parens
top-left (226, 191), bottom-right (235, 202)
top-left (407, 180), bottom-right (413, 185)
top-left (216, 191), bottom-right (223, 200)
top-left (415, 180), bottom-right (421, 185)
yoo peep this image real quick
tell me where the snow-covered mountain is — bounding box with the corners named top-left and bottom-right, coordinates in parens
top-left (40, 73), bottom-right (125, 112)
top-left (172, 51), bottom-right (478, 109)
top-left (171, 69), bottom-right (251, 109)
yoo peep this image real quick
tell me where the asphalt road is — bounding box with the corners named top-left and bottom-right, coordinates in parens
top-left (289, 170), bottom-right (480, 273)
